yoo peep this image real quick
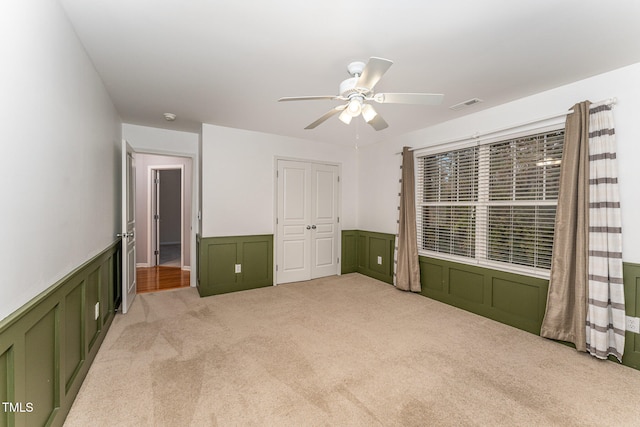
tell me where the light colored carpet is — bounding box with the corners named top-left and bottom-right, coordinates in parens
top-left (65, 273), bottom-right (640, 426)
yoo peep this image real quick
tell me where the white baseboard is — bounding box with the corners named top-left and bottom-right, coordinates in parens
top-left (182, 266), bottom-right (191, 272)
top-left (136, 262), bottom-right (150, 268)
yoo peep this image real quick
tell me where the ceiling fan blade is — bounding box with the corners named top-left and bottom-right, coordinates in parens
top-left (367, 113), bottom-right (389, 131)
top-left (278, 95), bottom-right (339, 102)
top-left (304, 105), bottom-right (347, 129)
top-left (374, 93), bottom-right (444, 105)
top-left (356, 57), bottom-right (393, 91)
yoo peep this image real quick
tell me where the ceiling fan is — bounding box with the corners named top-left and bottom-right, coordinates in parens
top-left (278, 57), bottom-right (444, 131)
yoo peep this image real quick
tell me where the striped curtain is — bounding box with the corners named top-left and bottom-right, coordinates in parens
top-left (586, 104), bottom-right (625, 361)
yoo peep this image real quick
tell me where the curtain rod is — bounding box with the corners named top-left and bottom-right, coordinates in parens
top-left (397, 97), bottom-right (617, 154)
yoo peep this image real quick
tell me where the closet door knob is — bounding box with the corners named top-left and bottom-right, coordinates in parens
top-left (311, 225), bottom-right (317, 229)
top-left (306, 225), bottom-right (311, 230)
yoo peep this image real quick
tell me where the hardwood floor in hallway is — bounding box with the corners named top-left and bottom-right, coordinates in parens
top-left (136, 266), bottom-right (190, 293)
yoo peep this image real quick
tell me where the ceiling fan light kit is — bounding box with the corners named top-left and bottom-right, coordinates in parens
top-left (346, 97), bottom-right (363, 116)
top-left (278, 57), bottom-right (444, 131)
top-left (338, 109), bottom-right (352, 125)
top-left (361, 103), bottom-right (378, 123)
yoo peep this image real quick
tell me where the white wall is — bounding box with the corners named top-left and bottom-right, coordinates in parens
top-left (358, 62), bottom-right (640, 263)
top-left (201, 124), bottom-right (358, 237)
top-left (0, 1), bottom-right (121, 321)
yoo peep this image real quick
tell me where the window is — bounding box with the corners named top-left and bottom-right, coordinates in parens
top-left (419, 147), bottom-right (478, 258)
top-left (416, 128), bottom-right (564, 276)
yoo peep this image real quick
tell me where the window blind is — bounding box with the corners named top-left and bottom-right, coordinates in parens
top-left (417, 147), bottom-right (478, 258)
top-left (416, 129), bottom-right (564, 276)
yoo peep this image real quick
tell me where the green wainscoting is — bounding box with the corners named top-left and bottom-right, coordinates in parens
top-left (0, 240), bottom-right (120, 427)
top-left (419, 256), bottom-right (640, 370)
top-left (419, 256), bottom-right (548, 335)
top-left (341, 230), bottom-right (358, 274)
top-left (341, 230), bottom-right (394, 284)
top-left (623, 262), bottom-right (640, 370)
top-left (197, 235), bottom-right (273, 297)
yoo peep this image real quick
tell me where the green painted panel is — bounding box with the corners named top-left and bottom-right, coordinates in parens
top-left (368, 237), bottom-right (389, 275)
top-left (86, 267), bottom-right (100, 351)
top-left (352, 231), bottom-right (395, 284)
top-left (242, 240), bottom-right (271, 285)
top-left (209, 242), bottom-right (238, 285)
top-left (492, 278), bottom-right (539, 320)
top-left (357, 235), bottom-right (368, 270)
top-left (636, 275), bottom-right (640, 315)
top-left (449, 268), bottom-right (484, 304)
top-left (623, 263), bottom-right (640, 369)
top-left (64, 282), bottom-right (84, 392)
top-left (421, 262), bottom-right (443, 292)
top-left (0, 348), bottom-right (9, 427)
top-left (196, 234), bottom-right (202, 286)
top-left (198, 235), bottom-right (274, 296)
top-left (341, 231), bottom-right (358, 274)
top-left (25, 308), bottom-right (57, 427)
top-left (101, 260), bottom-right (111, 325)
top-left (420, 256), bottom-right (547, 334)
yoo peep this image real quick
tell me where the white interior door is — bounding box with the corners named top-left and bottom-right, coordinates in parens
top-left (152, 169), bottom-right (160, 266)
top-left (277, 160), bottom-right (311, 283)
top-left (276, 160), bottom-right (339, 284)
top-left (120, 140), bottom-right (137, 313)
top-left (311, 163), bottom-right (339, 278)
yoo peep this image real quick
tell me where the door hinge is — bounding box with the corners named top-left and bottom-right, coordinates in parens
top-left (154, 214), bottom-right (159, 220)
top-left (276, 218), bottom-right (278, 225)
top-left (337, 257), bottom-right (340, 263)
top-left (276, 170), bottom-right (279, 178)
top-left (337, 216), bottom-right (340, 223)
top-left (154, 178), bottom-right (160, 184)
top-left (276, 265), bottom-right (278, 272)
top-left (154, 250), bottom-right (159, 255)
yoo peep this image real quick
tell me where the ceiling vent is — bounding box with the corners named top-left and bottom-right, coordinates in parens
top-left (449, 98), bottom-right (483, 111)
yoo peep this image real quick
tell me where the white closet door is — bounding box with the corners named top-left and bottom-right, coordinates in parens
top-left (276, 160), bottom-right (339, 284)
top-left (277, 160), bottom-right (312, 283)
top-left (310, 163), bottom-right (339, 279)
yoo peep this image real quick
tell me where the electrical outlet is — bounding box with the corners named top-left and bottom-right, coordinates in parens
top-left (94, 302), bottom-right (100, 320)
top-left (235, 264), bottom-right (241, 273)
top-left (626, 316), bottom-right (640, 334)
top-left (377, 256), bottom-right (382, 265)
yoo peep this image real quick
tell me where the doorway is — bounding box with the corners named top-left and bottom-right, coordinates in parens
top-left (152, 168), bottom-right (183, 267)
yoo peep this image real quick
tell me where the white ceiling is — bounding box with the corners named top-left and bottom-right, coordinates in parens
top-left (59, 0), bottom-right (640, 147)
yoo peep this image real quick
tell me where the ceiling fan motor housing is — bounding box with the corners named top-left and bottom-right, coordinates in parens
top-left (340, 61), bottom-right (370, 98)
top-left (339, 77), bottom-right (361, 97)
